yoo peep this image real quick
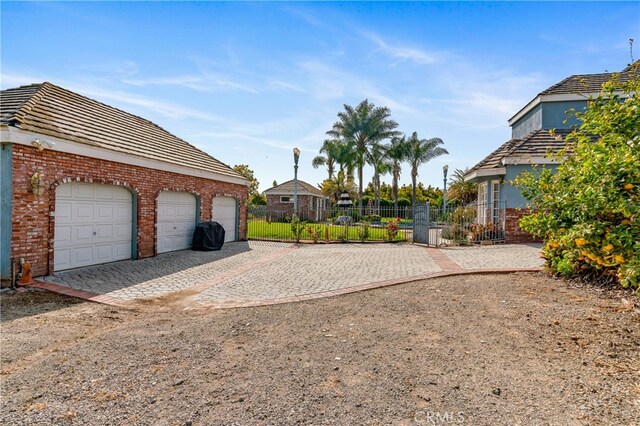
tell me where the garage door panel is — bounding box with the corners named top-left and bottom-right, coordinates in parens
top-left (114, 204), bottom-right (131, 220)
top-left (55, 225), bottom-right (72, 247)
top-left (54, 249), bottom-right (71, 271)
top-left (74, 203), bottom-right (95, 221)
top-left (212, 197), bottom-right (237, 242)
top-left (95, 204), bottom-right (114, 221)
top-left (55, 182), bottom-right (133, 271)
top-left (73, 225), bottom-right (95, 244)
top-left (55, 202), bottom-right (72, 224)
top-left (114, 223), bottom-right (132, 239)
top-left (157, 191), bottom-right (197, 253)
top-left (74, 183), bottom-right (95, 199)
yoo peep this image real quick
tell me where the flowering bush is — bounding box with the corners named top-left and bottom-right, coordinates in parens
top-left (469, 223), bottom-right (504, 241)
top-left (385, 217), bottom-right (401, 241)
top-left (306, 225), bottom-right (322, 243)
top-left (515, 70), bottom-right (639, 293)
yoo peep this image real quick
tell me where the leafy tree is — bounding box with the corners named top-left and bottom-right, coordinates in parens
top-left (233, 164), bottom-right (260, 196)
top-left (327, 99), bottom-right (400, 212)
top-left (320, 170), bottom-right (357, 204)
top-left (447, 168), bottom-right (478, 205)
top-left (272, 180), bottom-right (278, 187)
top-left (398, 183), bottom-right (442, 205)
top-left (387, 135), bottom-right (410, 215)
top-left (250, 193), bottom-right (266, 205)
top-left (515, 70), bottom-right (639, 292)
top-left (405, 132), bottom-right (448, 206)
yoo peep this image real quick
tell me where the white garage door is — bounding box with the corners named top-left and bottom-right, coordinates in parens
top-left (212, 196), bottom-right (237, 242)
top-left (54, 182), bottom-right (133, 271)
top-left (157, 191), bottom-right (197, 253)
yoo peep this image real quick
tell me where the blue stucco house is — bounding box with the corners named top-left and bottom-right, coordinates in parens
top-left (464, 61), bottom-right (637, 242)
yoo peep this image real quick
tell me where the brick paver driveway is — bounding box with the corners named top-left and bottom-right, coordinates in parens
top-left (35, 242), bottom-right (543, 308)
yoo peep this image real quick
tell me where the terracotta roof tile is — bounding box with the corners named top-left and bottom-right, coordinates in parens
top-left (0, 82), bottom-right (244, 180)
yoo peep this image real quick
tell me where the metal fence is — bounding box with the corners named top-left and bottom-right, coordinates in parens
top-left (416, 201), bottom-right (506, 247)
top-left (247, 201), bottom-right (505, 246)
top-left (247, 205), bottom-right (412, 243)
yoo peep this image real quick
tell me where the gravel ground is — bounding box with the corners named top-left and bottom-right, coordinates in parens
top-left (1, 273), bottom-right (638, 425)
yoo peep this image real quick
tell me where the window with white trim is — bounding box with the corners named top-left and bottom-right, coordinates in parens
top-left (478, 182), bottom-right (488, 225)
top-left (491, 180), bottom-right (501, 224)
top-left (280, 196), bottom-right (292, 203)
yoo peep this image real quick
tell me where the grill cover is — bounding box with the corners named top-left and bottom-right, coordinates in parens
top-left (192, 221), bottom-right (225, 251)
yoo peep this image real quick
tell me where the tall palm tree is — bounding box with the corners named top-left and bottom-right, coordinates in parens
top-left (447, 168), bottom-right (478, 205)
top-left (366, 143), bottom-right (392, 211)
top-left (387, 135), bottom-right (410, 215)
top-left (312, 139), bottom-right (341, 180)
top-left (406, 132), bottom-right (448, 206)
top-left (326, 99), bottom-right (400, 212)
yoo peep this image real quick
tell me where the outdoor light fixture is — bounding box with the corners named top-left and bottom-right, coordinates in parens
top-left (31, 139), bottom-right (55, 151)
top-left (443, 165), bottom-right (449, 211)
top-left (293, 147), bottom-right (300, 216)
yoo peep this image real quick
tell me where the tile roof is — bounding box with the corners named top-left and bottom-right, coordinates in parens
top-left (264, 179), bottom-right (327, 197)
top-left (540, 60), bottom-right (638, 96)
top-left (0, 82), bottom-right (244, 180)
top-left (465, 129), bottom-right (574, 177)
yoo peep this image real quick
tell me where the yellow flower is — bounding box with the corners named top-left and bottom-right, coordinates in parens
top-left (615, 255), bottom-right (625, 264)
top-left (602, 244), bottom-right (614, 252)
top-left (575, 238), bottom-right (587, 247)
top-left (624, 183), bottom-right (634, 191)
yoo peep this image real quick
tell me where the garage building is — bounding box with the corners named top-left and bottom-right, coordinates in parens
top-left (0, 82), bottom-right (248, 283)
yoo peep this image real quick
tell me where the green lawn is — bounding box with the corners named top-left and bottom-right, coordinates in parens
top-left (247, 220), bottom-right (409, 242)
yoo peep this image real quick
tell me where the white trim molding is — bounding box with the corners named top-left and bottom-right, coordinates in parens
top-left (502, 157), bottom-right (563, 165)
top-left (0, 127), bottom-right (248, 186)
top-left (464, 167), bottom-right (506, 182)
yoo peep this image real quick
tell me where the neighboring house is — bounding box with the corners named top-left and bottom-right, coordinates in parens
top-left (264, 180), bottom-right (330, 221)
top-left (464, 62), bottom-right (637, 243)
top-left (0, 82), bottom-right (248, 284)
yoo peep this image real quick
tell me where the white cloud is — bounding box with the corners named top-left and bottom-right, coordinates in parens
top-left (123, 73), bottom-right (258, 94)
top-left (362, 31), bottom-right (440, 65)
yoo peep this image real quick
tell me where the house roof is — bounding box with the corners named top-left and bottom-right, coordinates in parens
top-left (264, 179), bottom-right (327, 197)
top-left (464, 129), bottom-right (574, 180)
top-left (509, 61), bottom-right (638, 125)
top-left (0, 82), bottom-right (244, 180)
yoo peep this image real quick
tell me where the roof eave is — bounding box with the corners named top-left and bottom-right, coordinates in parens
top-left (464, 167), bottom-right (506, 182)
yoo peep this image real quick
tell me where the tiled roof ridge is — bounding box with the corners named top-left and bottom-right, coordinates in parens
top-left (8, 82), bottom-right (49, 125)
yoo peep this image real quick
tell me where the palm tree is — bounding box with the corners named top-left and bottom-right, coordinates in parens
top-left (366, 143), bottom-right (392, 211)
top-left (406, 132), bottom-right (448, 206)
top-left (326, 99), bottom-right (400, 212)
top-left (312, 139), bottom-right (341, 180)
top-left (447, 168), bottom-right (477, 205)
top-left (387, 135), bottom-right (409, 215)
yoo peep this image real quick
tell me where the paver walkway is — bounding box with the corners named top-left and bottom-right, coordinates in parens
top-left (31, 241), bottom-right (544, 308)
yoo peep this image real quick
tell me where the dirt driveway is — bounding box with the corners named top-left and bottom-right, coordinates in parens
top-left (1, 273), bottom-right (638, 425)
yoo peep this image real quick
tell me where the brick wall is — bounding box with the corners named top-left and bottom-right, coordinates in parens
top-left (11, 144), bottom-right (248, 276)
top-left (505, 208), bottom-right (541, 243)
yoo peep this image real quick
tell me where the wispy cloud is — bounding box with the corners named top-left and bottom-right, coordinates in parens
top-left (363, 31), bottom-right (440, 65)
top-left (268, 80), bottom-right (307, 93)
top-left (123, 73), bottom-right (258, 93)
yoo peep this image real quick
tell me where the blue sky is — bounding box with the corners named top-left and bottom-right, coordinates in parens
top-left (2, 1), bottom-right (638, 192)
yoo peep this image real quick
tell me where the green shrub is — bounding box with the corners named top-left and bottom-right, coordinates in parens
top-left (290, 215), bottom-right (306, 243)
top-left (515, 70), bottom-right (639, 293)
top-left (357, 221), bottom-right (370, 242)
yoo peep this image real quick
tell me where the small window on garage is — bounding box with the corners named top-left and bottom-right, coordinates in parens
top-left (280, 196), bottom-right (292, 203)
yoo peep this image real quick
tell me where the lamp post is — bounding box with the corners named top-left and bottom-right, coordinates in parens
top-left (293, 147), bottom-right (300, 216)
top-left (443, 165), bottom-right (448, 212)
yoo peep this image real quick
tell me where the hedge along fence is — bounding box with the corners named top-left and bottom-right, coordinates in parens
top-left (247, 205), bottom-right (410, 243)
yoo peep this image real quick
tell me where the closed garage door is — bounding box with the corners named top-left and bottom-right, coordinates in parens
top-left (157, 191), bottom-right (197, 253)
top-left (212, 196), bottom-right (237, 242)
top-left (54, 182), bottom-right (133, 271)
